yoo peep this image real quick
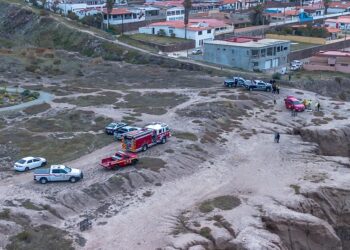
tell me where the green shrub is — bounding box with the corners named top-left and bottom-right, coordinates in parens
top-left (157, 29), bottom-right (166, 37)
top-left (272, 72), bottom-right (281, 80)
top-left (67, 12), bottom-right (79, 21)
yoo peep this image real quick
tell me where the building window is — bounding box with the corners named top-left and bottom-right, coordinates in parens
top-left (252, 49), bottom-right (259, 58)
top-left (232, 49), bottom-right (234, 54)
top-left (169, 29), bottom-right (174, 34)
top-left (253, 62), bottom-right (259, 67)
top-left (284, 47), bottom-right (288, 51)
top-left (277, 46), bottom-right (281, 52)
top-left (207, 29), bottom-right (212, 34)
top-left (261, 49), bottom-right (266, 57)
top-left (267, 47), bottom-right (273, 56)
top-left (341, 63), bottom-right (348, 66)
top-left (223, 48), bottom-right (226, 51)
top-left (217, 48), bottom-right (220, 50)
top-left (198, 31), bottom-right (202, 35)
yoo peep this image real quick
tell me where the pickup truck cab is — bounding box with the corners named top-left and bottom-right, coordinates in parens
top-left (14, 156), bottom-right (46, 172)
top-left (105, 122), bottom-right (127, 135)
top-left (284, 96), bottom-right (305, 112)
top-left (100, 151), bottom-right (138, 170)
top-left (114, 126), bottom-right (141, 140)
top-left (245, 80), bottom-right (272, 92)
top-left (224, 77), bottom-right (246, 87)
top-left (34, 165), bottom-right (83, 184)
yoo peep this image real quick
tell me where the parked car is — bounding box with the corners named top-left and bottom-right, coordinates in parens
top-left (114, 126), bottom-right (141, 140)
top-left (100, 151), bottom-right (138, 170)
top-left (192, 48), bottom-right (202, 55)
top-left (34, 165), bottom-right (83, 184)
top-left (284, 96), bottom-right (305, 112)
top-left (105, 122), bottom-right (127, 135)
top-left (245, 80), bottom-right (272, 92)
top-left (291, 60), bottom-right (303, 67)
top-left (14, 157), bottom-right (47, 172)
top-left (224, 77), bottom-right (246, 87)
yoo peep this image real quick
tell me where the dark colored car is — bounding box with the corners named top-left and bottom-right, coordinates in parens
top-left (105, 122), bottom-right (127, 135)
top-left (224, 77), bottom-right (246, 87)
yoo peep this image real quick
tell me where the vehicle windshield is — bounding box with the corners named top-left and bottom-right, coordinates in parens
top-left (107, 123), bottom-right (116, 128)
top-left (293, 100), bottom-right (302, 105)
top-left (112, 154), bottom-right (122, 160)
top-left (118, 128), bottom-right (128, 133)
top-left (17, 159), bottom-right (26, 164)
top-left (64, 166), bottom-right (72, 173)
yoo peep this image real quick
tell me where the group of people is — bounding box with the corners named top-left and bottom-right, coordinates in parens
top-left (302, 99), bottom-right (321, 112)
top-left (270, 80), bottom-right (280, 94)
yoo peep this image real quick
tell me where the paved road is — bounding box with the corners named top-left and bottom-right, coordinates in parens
top-left (0, 87), bottom-right (53, 112)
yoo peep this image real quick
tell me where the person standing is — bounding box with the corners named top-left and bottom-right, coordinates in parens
top-left (273, 95), bottom-right (276, 105)
top-left (276, 83), bottom-right (280, 94)
top-left (274, 132), bottom-right (280, 143)
top-left (316, 102), bottom-right (320, 112)
top-left (234, 78), bottom-right (238, 88)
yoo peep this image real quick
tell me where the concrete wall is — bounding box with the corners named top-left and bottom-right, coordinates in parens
top-left (266, 33), bottom-right (326, 44)
top-left (203, 41), bottom-right (290, 71)
top-left (288, 38), bottom-right (350, 61)
top-left (128, 36), bottom-right (195, 52)
top-left (113, 19), bottom-right (165, 32)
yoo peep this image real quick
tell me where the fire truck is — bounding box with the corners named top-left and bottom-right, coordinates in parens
top-left (122, 123), bottom-right (171, 152)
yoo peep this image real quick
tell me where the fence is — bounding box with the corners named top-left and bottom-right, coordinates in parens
top-left (128, 37), bottom-right (195, 52)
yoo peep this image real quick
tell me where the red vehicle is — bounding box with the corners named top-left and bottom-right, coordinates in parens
top-left (100, 151), bottom-right (138, 170)
top-left (284, 96), bottom-right (305, 112)
top-left (122, 123), bottom-right (171, 152)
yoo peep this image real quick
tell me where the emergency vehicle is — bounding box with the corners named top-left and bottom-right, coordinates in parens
top-left (122, 123), bottom-right (171, 152)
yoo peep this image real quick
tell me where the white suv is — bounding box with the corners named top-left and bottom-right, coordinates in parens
top-left (14, 157), bottom-right (47, 172)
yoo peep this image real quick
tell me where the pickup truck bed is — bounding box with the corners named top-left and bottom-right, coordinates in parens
top-left (34, 169), bottom-right (50, 175)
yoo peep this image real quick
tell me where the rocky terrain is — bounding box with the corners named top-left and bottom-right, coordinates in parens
top-left (0, 1), bottom-right (349, 250)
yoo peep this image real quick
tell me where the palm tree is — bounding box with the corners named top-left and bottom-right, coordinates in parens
top-left (250, 4), bottom-right (265, 26)
top-left (106, 0), bottom-right (115, 30)
top-left (183, 0), bottom-right (192, 39)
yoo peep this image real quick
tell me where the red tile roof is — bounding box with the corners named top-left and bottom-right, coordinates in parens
top-left (328, 2), bottom-right (350, 9)
top-left (149, 18), bottom-right (227, 31)
top-left (326, 27), bottom-right (341, 33)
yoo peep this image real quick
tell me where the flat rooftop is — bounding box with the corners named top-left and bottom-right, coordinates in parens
top-left (205, 38), bottom-right (290, 48)
top-left (317, 50), bottom-right (350, 57)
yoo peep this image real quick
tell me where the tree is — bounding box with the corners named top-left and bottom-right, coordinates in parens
top-left (106, 0), bottom-right (115, 30)
top-left (324, 0), bottom-right (331, 15)
top-left (249, 4), bottom-right (266, 26)
top-left (183, 0), bottom-right (192, 39)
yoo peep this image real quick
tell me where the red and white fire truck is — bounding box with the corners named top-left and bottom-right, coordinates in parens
top-left (122, 123), bottom-right (171, 152)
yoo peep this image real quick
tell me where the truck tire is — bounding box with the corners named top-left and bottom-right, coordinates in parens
top-left (70, 177), bottom-right (77, 183)
top-left (266, 87), bottom-right (271, 92)
top-left (249, 87), bottom-right (253, 91)
top-left (142, 145), bottom-right (148, 152)
top-left (41, 162), bottom-right (46, 167)
top-left (25, 167), bottom-right (29, 171)
top-left (161, 137), bottom-right (167, 144)
top-left (40, 178), bottom-right (48, 184)
top-left (132, 159), bottom-right (138, 165)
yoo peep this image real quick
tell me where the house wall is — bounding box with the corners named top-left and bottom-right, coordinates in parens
top-left (139, 26), bottom-right (215, 47)
top-left (203, 41), bottom-right (290, 71)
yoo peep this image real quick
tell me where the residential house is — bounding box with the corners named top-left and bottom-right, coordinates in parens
top-left (219, 0), bottom-right (243, 11)
top-left (203, 37), bottom-right (290, 71)
top-left (326, 16), bottom-right (350, 31)
top-left (103, 6), bottom-right (163, 25)
top-left (57, 0), bottom-right (106, 15)
top-left (139, 18), bottom-right (233, 47)
top-left (327, 2), bottom-right (350, 14)
top-left (303, 50), bottom-right (350, 73)
top-left (166, 6), bottom-right (185, 21)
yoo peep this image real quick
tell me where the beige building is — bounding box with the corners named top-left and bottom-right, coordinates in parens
top-left (304, 50), bottom-right (350, 73)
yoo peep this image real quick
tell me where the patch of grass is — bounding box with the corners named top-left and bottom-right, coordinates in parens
top-left (143, 191), bottom-right (153, 197)
top-left (173, 131), bottom-right (198, 141)
top-left (199, 195), bottom-right (241, 213)
top-left (22, 200), bottom-right (43, 211)
top-left (165, 149), bottom-right (174, 154)
top-left (290, 184), bottom-right (301, 195)
top-left (199, 227), bottom-right (212, 239)
top-left (42, 204), bottom-right (63, 220)
top-left (6, 225), bottom-right (74, 250)
top-left (137, 157), bottom-right (166, 172)
top-left (54, 91), bottom-right (121, 107)
top-left (23, 102), bottom-right (51, 115)
top-left (0, 208), bottom-right (11, 220)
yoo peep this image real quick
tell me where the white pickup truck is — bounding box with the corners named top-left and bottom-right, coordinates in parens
top-left (34, 165), bottom-right (83, 184)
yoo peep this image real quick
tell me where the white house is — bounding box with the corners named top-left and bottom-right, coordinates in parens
top-left (103, 6), bottom-right (161, 25)
top-left (326, 16), bottom-right (350, 31)
top-left (139, 19), bottom-right (233, 47)
top-left (166, 7), bottom-right (185, 21)
top-left (327, 2), bottom-right (350, 14)
top-left (57, 0), bottom-right (105, 15)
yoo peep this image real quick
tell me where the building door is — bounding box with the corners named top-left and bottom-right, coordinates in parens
top-left (272, 58), bottom-right (279, 67)
top-left (152, 28), bottom-right (155, 34)
top-left (264, 60), bottom-right (272, 69)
